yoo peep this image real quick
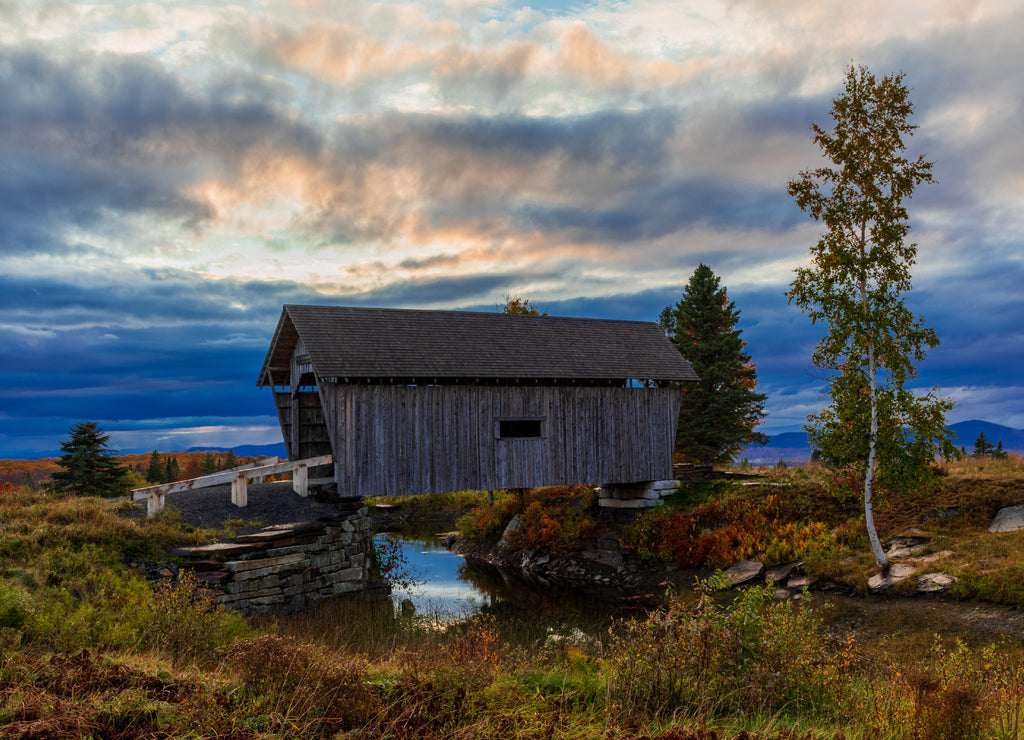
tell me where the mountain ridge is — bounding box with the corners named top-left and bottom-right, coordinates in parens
top-left (738, 419), bottom-right (1024, 464)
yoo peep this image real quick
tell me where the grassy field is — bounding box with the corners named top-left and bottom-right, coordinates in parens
top-left (2, 458), bottom-right (1024, 738)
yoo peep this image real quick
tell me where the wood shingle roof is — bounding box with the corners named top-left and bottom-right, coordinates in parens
top-left (258, 305), bottom-right (697, 386)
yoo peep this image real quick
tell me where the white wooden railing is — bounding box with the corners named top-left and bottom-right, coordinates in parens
top-left (131, 455), bottom-right (333, 517)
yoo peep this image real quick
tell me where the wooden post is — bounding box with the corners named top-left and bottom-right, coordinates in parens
top-left (231, 474), bottom-right (248, 507)
top-left (148, 492), bottom-right (165, 517)
top-left (292, 464), bottom-right (308, 497)
top-left (487, 490), bottom-right (494, 505)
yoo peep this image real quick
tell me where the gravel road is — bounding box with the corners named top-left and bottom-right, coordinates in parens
top-left (147, 480), bottom-right (345, 533)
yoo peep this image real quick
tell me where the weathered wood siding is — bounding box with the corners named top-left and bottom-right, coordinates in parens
top-left (274, 391), bottom-right (332, 465)
top-left (317, 384), bottom-right (681, 497)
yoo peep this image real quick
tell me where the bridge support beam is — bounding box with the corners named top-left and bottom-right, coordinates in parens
top-left (231, 474), bottom-right (248, 507)
top-left (292, 464), bottom-right (308, 497)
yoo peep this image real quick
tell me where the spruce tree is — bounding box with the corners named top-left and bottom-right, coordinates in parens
top-left (223, 449), bottom-right (238, 470)
top-left (200, 451), bottom-right (217, 475)
top-left (165, 456), bottom-right (180, 482)
top-left (145, 450), bottom-right (164, 484)
top-left (51, 422), bottom-right (129, 497)
top-left (973, 432), bottom-right (993, 457)
top-left (659, 263), bottom-right (768, 465)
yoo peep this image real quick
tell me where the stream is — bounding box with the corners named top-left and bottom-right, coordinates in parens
top-left (377, 532), bottom-right (1024, 649)
top-left (378, 532), bottom-right (655, 639)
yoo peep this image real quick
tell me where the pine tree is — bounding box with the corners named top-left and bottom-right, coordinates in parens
top-left (145, 450), bottom-right (164, 484)
top-left (51, 421), bottom-right (130, 497)
top-left (165, 456), bottom-right (180, 482)
top-left (972, 432), bottom-right (993, 457)
top-left (200, 451), bottom-right (217, 475)
top-left (995, 439), bottom-right (1007, 459)
top-left (659, 263), bottom-right (768, 465)
top-left (223, 449), bottom-right (238, 470)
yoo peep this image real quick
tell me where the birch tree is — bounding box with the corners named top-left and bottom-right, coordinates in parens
top-left (786, 65), bottom-right (953, 571)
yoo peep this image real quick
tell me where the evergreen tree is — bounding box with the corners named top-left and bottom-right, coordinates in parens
top-left (145, 450), bottom-right (164, 484)
top-left (223, 449), bottom-right (238, 470)
top-left (165, 456), bottom-right (180, 482)
top-left (659, 263), bottom-right (768, 465)
top-left (51, 421), bottom-right (130, 497)
top-left (200, 451), bottom-right (217, 475)
top-left (972, 432), bottom-right (993, 457)
top-left (995, 439), bottom-right (1007, 459)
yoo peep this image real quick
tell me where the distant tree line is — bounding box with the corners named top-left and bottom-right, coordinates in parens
top-left (46, 421), bottom-right (255, 497)
top-left (139, 448), bottom-right (241, 485)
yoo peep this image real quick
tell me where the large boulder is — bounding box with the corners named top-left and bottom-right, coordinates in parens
top-left (989, 505), bottom-right (1024, 533)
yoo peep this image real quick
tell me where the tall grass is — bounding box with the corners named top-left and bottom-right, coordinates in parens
top-left (4, 480), bottom-right (1024, 738)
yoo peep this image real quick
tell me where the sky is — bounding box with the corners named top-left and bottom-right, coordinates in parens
top-left (2, 0), bottom-right (1023, 458)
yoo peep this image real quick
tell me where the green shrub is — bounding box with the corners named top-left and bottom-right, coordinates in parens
top-left (0, 578), bottom-right (30, 630)
top-left (146, 572), bottom-right (250, 665)
top-left (610, 575), bottom-right (843, 719)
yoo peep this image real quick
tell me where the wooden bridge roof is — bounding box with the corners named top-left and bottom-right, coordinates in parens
top-left (257, 304), bottom-right (697, 387)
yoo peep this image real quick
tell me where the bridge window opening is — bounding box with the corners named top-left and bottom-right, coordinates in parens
top-left (498, 418), bottom-right (543, 439)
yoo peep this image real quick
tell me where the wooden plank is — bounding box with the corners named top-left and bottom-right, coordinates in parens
top-left (132, 455), bottom-right (331, 500)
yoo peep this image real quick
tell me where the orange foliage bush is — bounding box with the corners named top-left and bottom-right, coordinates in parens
top-left (621, 494), bottom-right (835, 568)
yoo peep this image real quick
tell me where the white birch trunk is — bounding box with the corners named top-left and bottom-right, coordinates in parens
top-left (860, 224), bottom-right (889, 571)
top-left (864, 341), bottom-right (889, 570)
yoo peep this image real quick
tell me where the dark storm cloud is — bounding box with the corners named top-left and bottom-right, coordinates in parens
top-left (514, 178), bottom-right (798, 241)
top-left (0, 43), bottom-right (323, 256)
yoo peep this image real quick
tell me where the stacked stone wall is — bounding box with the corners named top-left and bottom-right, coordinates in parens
top-left (172, 499), bottom-right (381, 615)
top-left (596, 479), bottom-right (678, 509)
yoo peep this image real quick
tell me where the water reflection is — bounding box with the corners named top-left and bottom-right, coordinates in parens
top-left (384, 534), bottom-right (491, 618)
top-left (380, 533), bottom-right (659, 642)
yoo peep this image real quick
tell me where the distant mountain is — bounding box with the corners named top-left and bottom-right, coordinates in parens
top-left (737, 431), bottom-right (812, 465)
top-left (186, 442), bottom-right (288, 460)
top-left (737, 419), bottom-right (1024, 464)
top-left (947, 420), bottom-right (1024, 454)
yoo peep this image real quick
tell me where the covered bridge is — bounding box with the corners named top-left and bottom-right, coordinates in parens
top-left (257, 305), bottom-right (697, 498)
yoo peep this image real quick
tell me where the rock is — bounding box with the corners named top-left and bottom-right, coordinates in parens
top-left (766, 561), bottom-right (802, 584)
top-left (988, 505), bottom-right (1024, 533)
top-left (773, 588), bottom-right (791, 600)
top-left (917, 572), bottom-right (958, 593)
top-left (400, 598), bottom-right (415, 615)
top-left (721, 560), bottom-right (766, 588)
top-left (887, 543), bottom-right (928, 559)
top-left (867, 563), bottom-right (917, 593)
top-left (786, 575), bottom-right (817, 592)
top-left (885, 536), bottom-right (929, 559)
top-left (499, 515), bottom-right (521, 547)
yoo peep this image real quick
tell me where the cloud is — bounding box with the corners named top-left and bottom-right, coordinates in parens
top-left (3, 0), bottom-right (1024, 457)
